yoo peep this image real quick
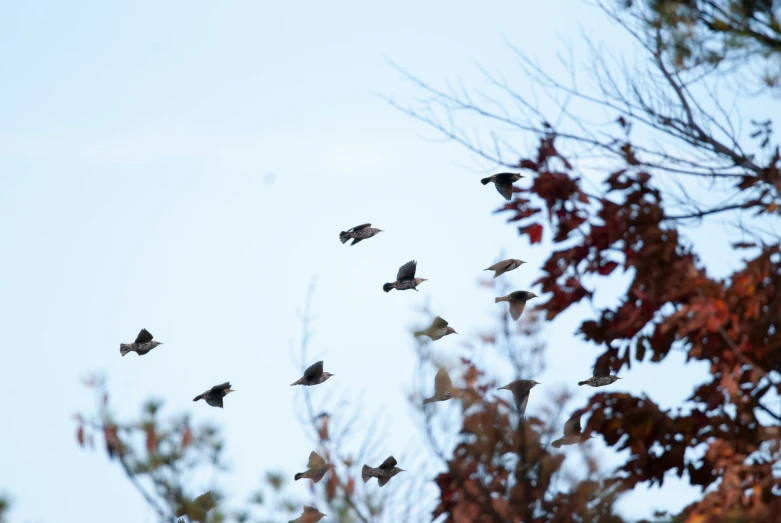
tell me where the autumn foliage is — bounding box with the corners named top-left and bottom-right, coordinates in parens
top-left (427, 126), bottom-right (781, 521)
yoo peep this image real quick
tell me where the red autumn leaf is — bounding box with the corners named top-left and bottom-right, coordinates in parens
top-left (519, 159), bottom-right (538, 170)
top-left (706, 315), bottom-right (722, 332)
top-left (598, 260), bottom-right (619, 275)
top-left (519, 223), bottom-right (543, 244)
top-left (76, 426), bottom-right (85, 447)
top-left (636, 337), bottom-right (647, 362)
top-left (344, 477), bottom-right (355, 496)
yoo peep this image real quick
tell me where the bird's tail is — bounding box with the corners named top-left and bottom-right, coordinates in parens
top-left (294, 472), bottom-right (304, 481)
top-left (423, 396), bottom-right (436, 405)
top-left (119, 344), bottom-right (133, 356)
top-left (339, 231), bottom-right (349, 244)
top-left (495, 296), bottom-right (509, 303)
top-left (383, 283), bottom-right (394, 293)
top-left (577, 380), bottom-right (587, 386)
top-left (361, 465), bottom-right (373, 483)
top-left (290, 378), bottom-right (303, 386)
top-left (480, 176), bottom-right (492, 185)
top-left (193, 394), bottom-right (203, 402)
top-left (552, 438), bottom-right (563, 449)
top-left (413, 330), bottom-right (425, 337)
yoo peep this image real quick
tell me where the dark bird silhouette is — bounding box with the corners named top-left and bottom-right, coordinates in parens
top-left (362, 456), bottom-right (404, 487)
top-left (552, 413), bottom-right (592, 448)
top-left (193, 382), bottom-right (234, 408)
top-left (294, 451), bottom-right (334, 483)
top-left (484, 258), bottom-right (526, 278)
top-left (423, 367), bottom-right (462, 405)
top-left (480, 172), bottom-right (523, 200)
top-left (414, 316), bottom-right (457, 340)
top-left (497, 379), bottom-right (540, 416)
top-left (339, 223), bottom-right (383, 246)
top-left (383, 260), bottom-right (427, 292)
top-left (578, 357), bottom-right (621, 387)
top-left (495, 290), bottom-right (538, 321)
top-left (120, 328), bottom-right (162, 357)
top-left (290, 361), bottom-right (335, 387)
top-left (289, 505), bottom-right (327, 523)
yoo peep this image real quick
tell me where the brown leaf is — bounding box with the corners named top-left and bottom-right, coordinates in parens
top-left (146, 426), bottom-right (158, 455)
top-left (181, 427), bottom-right (193, 450)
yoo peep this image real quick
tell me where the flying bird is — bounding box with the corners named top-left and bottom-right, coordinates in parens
top-left (119, 328), bottom-right (162, 357)
top-left (480, 172), bottom-right (523, 201)
top-left (423, 367), bottom-right (462, 405)
top-left (193, 382), bottom-right (234, 408)
top-left (362, 456), bottom-right (404, 487)
top-left (291, 361), bottom-right (335, 387)
top-left (294, 451), bottom-right (334, 483)
top-left (578, 357), bottom-right (621, 387)
top-left (414, 316), bottom-right (457, 340)
top-left (383, 260), bottom-right (427, 292)
top-left (289, 505), bottom-right (327, 523)
top-left (484, 258), bottom-right (526, 278)
top-left (339, 223), bottom-right (383, 246)
top-left (497, 379), bottom-right (540, 416)
top-left (495, 290), bottom-right (538, 321)
top-left (552, 413), bottom-right (592, 448)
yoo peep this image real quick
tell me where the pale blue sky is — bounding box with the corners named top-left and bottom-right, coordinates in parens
top-left (0, 2), bottom-right (752, 522)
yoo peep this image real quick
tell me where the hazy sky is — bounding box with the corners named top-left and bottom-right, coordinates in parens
top-left (0, 2), bottom-right (751, 522)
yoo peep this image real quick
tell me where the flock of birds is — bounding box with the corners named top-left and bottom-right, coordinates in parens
top-left (120, 172), bottom-right (621, 523)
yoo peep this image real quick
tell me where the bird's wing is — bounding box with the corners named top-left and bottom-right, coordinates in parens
top-left (348, 223), bottom-right (371, 232)
top-left (495, 181), bottom-right (513, 201)
top-left (379, 456), bottom-right (397, 470)
top-left (304, 361), bottom-right (324, 381)
top-left (396, 260), bottom-right (417, 281)
top-left (135, 329), bottom-right (153, 344)
top-left (308, 451), bottom-right (326, 468)
top-left (518, 394), bottom-right (530, 417)
top-left (303, 506), bottom-right (319, 514)
top-left (378, 475), bottom-right (391, 487)
top-left (486, 259), bottom-right (513, 271)
top-left (431, 316), bottom-right (448, 329)
top-left (211, 382), bottom-right (231, 394)
top-left (508, 300), bottom-right (527, 321)
top-left (208, 396), bottom-right (224, 408)
top-left (593, 355), bottom-right (610, 377)
top-left (434, 367), bottom-right (453, 395)
top-left (563, 414), bottom-right (582, 437)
